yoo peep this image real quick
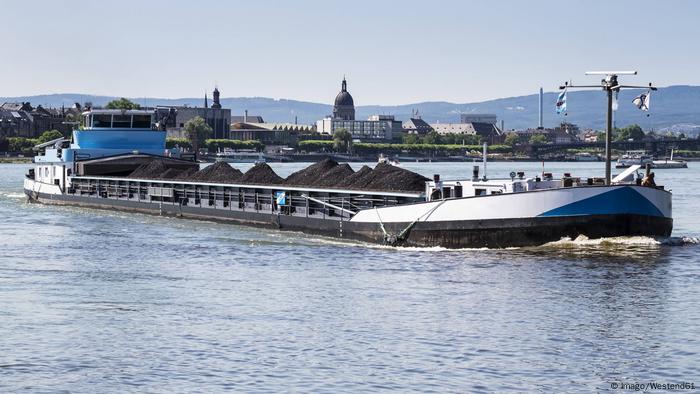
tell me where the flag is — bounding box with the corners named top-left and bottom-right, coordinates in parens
top-left (275, 191), bottom-right (286, 205)
top-left (632, 90), bottom-right (651, 111)
top-left (556, 89), bottom-right (567, 114)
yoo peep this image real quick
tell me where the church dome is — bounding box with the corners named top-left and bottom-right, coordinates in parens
top-left (335, 91), bottom-right (354, 106)
top-left (332, 78), bottom-right (356, 120)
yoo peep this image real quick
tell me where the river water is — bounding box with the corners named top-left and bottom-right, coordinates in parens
top-left (1, 162), bottom-right (699, 393)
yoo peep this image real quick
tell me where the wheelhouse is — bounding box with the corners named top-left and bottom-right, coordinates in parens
top-left (83, 110), bottom-right (155, 130)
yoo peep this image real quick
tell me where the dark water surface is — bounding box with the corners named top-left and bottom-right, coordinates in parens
top-left (1, 162), bottom-right (699, 393)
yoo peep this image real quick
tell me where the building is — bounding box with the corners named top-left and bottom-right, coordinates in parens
top-left (317, 115), bottom-right (402, 141)
top-left (430, 122), bottom-right (503, 144)
top-left (31, 105), bottom-right (76, 136)
top-left (0, 107), bottom-right (33, 137)
top-left (515, 125), bottom-right (576, 144)
top-left (315, 78), bottom-right (401, 141)
top-left (163, 87), bottom-right (231, 139)
top-left (333, 78), bottom-right (355, 120)
top-left (460, 113), bottom-right (497, 125)
top-left (555, 122), bottom-right (580, 135)
top-left (229, 121), bottom-right (313, 146)
top-left (402, 118), bottom-right (433, 135)
top-left (231, 111), bottom-right (264, 124)
top-left (581, 131), bottom-right (600, 143)
top-left (0, 102), bottom-right (78, 138)
top-left (431, 123), bottom-right (477, 135)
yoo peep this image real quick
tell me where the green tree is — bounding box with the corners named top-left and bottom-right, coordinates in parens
top-left (402, 133), bottom-right (420, 145)
top-left (299, 140), bottom-right (334, 152)
top-left (423, 130), bottom-right (443, 145)
top-left (462, 134), bottom-right (483, 145)
top-left (105, 97), bottom-right (141, 110)
top-left (8, 137), bottom-right (37, 155)
top-left (183, 116), bottom-right (212, 157)
top-left (504, 132), bottom-right (519, 146)
top-left (529, 134), bottom-right (547, 145)
top-left (205, 139), bottom-right (264, 152)
top-left (37, 130), bottom-right (64, 144)
top-left (333, 129), bottom-right (353, 153)
top-left (166, 137), bottom-right (193, 150)
top-left (614, 124), bottom-right (644, 141)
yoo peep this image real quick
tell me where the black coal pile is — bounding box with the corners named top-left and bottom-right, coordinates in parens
top-left (314, 163), bottom-right (355, 187)
top-left (129, 160), bottom-right (169, 179)
top-left (335, 163), bottom-right (429, 192)
top-left (365, 163), bottom-right (430, 192)
top-left (161, 167), bottom-right (198, 180)
top-left (187, 162), bottom-right (243, 183)
top-left (284, 158), bottom-right (339, 187)
top-left (239, 162), bottom-right (284, 185)
top-left (335, 165), bottom-right (373, 189)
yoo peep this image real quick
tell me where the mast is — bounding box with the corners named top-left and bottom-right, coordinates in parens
top-left (605, 83), bottom-right (613, 183)
top-left (559, 71), bottom-right (656, 185)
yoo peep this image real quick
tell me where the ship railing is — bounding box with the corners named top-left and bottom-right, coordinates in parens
top-left (67, 177), bottom-right (413, 221)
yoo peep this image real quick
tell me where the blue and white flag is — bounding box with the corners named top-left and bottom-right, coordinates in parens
top-left (275, 191), bottom-right (286, 205)
top-left (556, 89), bottom-right (567, 114)
top-left (632, 90), bottom-right (651, 111)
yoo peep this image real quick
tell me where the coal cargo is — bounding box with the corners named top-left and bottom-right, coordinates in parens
top-left (187, 162), bottom-right (243, 183)
top-left (171, 167), bottom-right (199, 180)
top-left (126, 158), bottom-right (426, 192)
top-left (160, 168), bottom-right (185, 179)
top-left (128, 160), bottom-right (169, 179)
top-left (365, 163), bottom-right (430, 192)
top-left (335, 165), bottom-right (373, 189)
top-left (163, 167), bottom-right (199, 180)
top-left (285, 158), bottom-right (338, 187)
top-left (239, 162), bottom-right (284, 185)
top-left (314, 163), bottom-right (355, 188)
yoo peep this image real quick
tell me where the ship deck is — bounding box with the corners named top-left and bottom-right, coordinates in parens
top-left (66, 176), bottom-right (425, 221)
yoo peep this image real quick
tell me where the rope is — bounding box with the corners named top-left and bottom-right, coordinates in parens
top-left (376, 200), bottom-right (447, 245)
top-left (374, 207), bottom-right (393, 243)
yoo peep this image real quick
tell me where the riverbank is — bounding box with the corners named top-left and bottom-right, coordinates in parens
top-left (0, 157), bottom-right (32, 164)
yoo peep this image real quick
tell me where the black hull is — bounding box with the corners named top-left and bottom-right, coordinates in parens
top-left (25, 190), bottom-right (673, 249)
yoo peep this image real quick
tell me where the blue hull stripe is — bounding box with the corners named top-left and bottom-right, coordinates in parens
top-left (538, 187), bottom-right (664, 218)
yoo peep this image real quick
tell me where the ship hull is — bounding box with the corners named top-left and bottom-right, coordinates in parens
top-left (24, 179), bottom-right (673, 248)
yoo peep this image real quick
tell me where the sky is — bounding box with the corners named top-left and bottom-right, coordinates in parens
top-left (1, 0), bottom-right (699, 105)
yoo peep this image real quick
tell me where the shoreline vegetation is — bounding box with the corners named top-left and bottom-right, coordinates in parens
top-left (0, 157), bottom-right (32, 164)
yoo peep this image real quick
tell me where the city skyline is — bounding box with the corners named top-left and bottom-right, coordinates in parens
top-left (2, 0), bottom-right (698, 105)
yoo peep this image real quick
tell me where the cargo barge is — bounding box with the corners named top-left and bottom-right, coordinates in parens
top-left (24, 109), bottom-right (673, 248)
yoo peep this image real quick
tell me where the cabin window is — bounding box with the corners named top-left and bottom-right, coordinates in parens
top-left (93, 114), bottom-right (112, 128)
top-left (475, 188), bottom-right (487, 196)
top-left (132, 115), bottom-right (151, 128)
top-left (443, 187), bottom-right (452, 198)
top-left (112, 115), bottom-right (131, 128)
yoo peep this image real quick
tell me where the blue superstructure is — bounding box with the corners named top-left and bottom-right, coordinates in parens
top-left (34, 109), bottom-right (166, 164)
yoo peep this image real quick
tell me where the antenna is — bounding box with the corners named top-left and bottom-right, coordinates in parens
top-left (560, 71), bottom-right (656, 185)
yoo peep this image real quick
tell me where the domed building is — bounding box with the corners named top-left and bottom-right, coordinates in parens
top-left (332, 78), bottom-right (355, 120)
top-left (316, 77), bottom-right (402, 142)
